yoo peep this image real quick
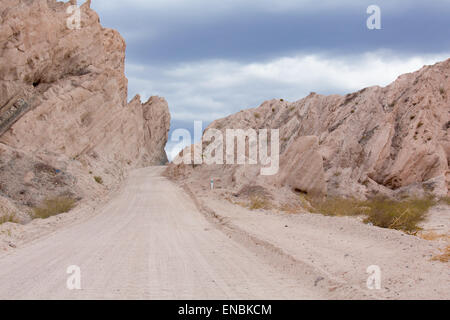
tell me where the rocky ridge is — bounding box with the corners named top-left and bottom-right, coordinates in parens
top-left (0, 0), bottom-right (170, 221)
top-left (167, 58), bottom-right (450, 201)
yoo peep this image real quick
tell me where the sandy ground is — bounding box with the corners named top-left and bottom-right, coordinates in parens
top-left (194, 192), bottom-right (450, 299)
top-left (0, 167), bottom-right (448, 299)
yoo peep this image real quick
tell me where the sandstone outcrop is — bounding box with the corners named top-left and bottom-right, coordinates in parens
top-left (168, 58), bottom-right (450, 200)
top-left (275, 136), bottom-right (327, 196)
top-left (0, 1), bottom-right (170, 220)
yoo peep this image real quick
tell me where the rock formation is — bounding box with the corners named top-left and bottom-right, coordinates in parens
top-left (167, 58), bottom-right (450, 200)
top-left (0, 0), bottom-right (170, 220)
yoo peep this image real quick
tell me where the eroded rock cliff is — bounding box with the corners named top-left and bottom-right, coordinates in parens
top-left (0, 0), bottom-right (170, 220)
top-left (167, 58), bottom-right (450, 200)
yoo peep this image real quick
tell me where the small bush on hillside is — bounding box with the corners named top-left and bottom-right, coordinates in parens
top-left (33, 197), bottom-right (76, 219)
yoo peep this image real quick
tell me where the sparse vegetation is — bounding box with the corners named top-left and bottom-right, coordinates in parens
top-left (301, 196), bottom-right (436, 233)
top-left (362, 198), bottom-right (434, 233)
top-left (432, 245), bottom-right (450, 263)
top-left (307, 197), bottom-right (369, 217)
top-left (439, 87), bottom-right (445, 95)
top-left (249, 196), bottom-right (271, 210)
top-left (419, 231), bottom-right (450, 241)
top-left (33, 197), bottom-right (76, 219)
top-left (254, 112), bottom-right (260, 119)
top-left (94, 176), bottom-right (103, 184)
top-left (0, 214), bottom-right (18, 225)
top-left (279, 203), bottom-right (300, 214)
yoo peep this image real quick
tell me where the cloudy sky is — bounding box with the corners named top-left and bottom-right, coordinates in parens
top-left (86, 0), bottom-right (450, 159)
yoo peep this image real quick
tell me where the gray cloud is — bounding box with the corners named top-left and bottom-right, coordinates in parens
top-left (86, 0), bottom-right (450, 158)
top-left (92, 0), bottom-right (450, 64)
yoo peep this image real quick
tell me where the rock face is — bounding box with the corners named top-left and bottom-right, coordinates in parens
top-left (141, 96), bottom-right (171, 165)
top-left (275, 136), bottom-right (327, 196)
top-left (168, 58), bottom-right (450, 199)
top-left (0, 0), bottom-right (170, 219)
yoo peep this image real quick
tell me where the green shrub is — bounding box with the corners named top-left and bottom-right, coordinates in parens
top-left (33, 197), bottom-right (76, 219)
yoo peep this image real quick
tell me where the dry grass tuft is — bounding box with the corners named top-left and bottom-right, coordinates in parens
top-left (432, 246), bottom-right (450, 263)
top-left (307, 197), bottom-right (369, 217)
top-left (362, 198), bottom-right (435, 233)
top-left (279, 203), bottom-right (303, 214)
top-left (33, 197), bottom-right (76, 219)
top-left (419, 231), bottom-right (450, 241)
top-left (249, 196), bottom-right (272, 210)
top-left (0, 214), bottom-right (18, 225)
top-left (301, 196), bottom-right (435, 233)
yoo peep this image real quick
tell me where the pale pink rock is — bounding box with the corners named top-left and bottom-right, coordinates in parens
top-left (275, 136), bottom-right (327, 196)
top-left (169, 58), bottom-right (450, 199)
top-left (0, 1), bottom-right (170, 217)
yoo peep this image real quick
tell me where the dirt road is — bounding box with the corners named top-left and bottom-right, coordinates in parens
top-left (0, 167), bottom-right (336, 299)
top-left (0, 167), bottom-right (447, 299)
